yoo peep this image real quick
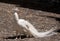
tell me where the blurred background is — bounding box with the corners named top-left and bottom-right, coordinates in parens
top-left (0, 0), bottom-right (60, 14)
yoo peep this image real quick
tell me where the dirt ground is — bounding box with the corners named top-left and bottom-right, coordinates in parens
top-left (0, 2), bottom-right (60, 41)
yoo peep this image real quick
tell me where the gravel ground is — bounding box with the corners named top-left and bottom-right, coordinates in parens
top-left (0, 2), bottom-right (60, 41)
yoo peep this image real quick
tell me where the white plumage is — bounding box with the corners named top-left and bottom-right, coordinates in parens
top-left (14, 11), bottom-right (57, 38)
